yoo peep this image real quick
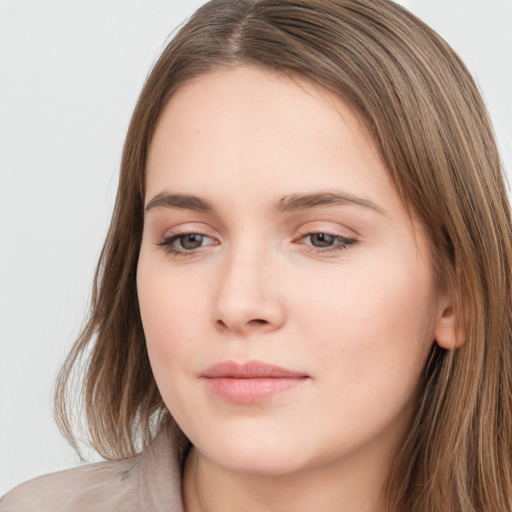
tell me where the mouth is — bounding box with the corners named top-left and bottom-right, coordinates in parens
top-left (201, 360), bottom-right (310, 403)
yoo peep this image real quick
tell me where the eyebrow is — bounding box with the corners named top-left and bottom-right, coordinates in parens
top-left (144, 191), bottom-right (386, 216)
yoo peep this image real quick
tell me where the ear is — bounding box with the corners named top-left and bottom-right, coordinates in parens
top-left (434, 295), bottom-right (466, 349)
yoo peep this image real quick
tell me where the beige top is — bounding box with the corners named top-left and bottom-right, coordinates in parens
top-left (0, 430), bottom-right (185, 512)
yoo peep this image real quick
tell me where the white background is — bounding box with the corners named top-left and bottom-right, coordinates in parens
top-left (1, 0), bottom-right (511, 495)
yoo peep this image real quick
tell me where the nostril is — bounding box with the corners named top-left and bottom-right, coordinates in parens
top-left (215, 318), bottom-right (268, 330)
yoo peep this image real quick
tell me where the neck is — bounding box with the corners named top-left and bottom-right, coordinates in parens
top-left (182, 444), bottom-right (392, 512)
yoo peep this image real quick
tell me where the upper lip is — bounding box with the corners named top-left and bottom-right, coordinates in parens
top-left (202, 360), bottom-right (309, 379)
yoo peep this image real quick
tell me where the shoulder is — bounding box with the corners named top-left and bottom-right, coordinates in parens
top-left (0, 429), bottom-right (184, 512)
top-left (0, 458), bottom-right (139, 512)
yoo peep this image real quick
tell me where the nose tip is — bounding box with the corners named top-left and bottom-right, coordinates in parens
top-left (212, 256), bottom-right (286, 335)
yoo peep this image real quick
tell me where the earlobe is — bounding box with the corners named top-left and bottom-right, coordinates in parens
top-left (434, 300), bottom-right (466, 349)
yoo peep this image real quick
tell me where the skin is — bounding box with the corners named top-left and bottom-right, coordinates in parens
top-left (137, 66), bottom-right (458, 512)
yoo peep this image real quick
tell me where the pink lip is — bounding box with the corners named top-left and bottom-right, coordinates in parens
top-left (201, 360), bottom-right (310, 403)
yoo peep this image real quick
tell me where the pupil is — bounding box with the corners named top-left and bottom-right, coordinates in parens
top-left (181, 234), bottom-right (203, 250)
top-left (311, 233), bottom-right (335, 247)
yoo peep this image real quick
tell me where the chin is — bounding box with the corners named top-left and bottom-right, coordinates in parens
top-left (194, 433), bottom-right (312, 477)
top-left (213, 451), bottom-right (306, 477)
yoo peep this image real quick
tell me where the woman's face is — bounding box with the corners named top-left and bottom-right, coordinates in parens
top-left (137, 66), bottom-right (444, 476)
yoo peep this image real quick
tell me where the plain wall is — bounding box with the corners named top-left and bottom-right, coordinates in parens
top-left (1, 0), bottom-right (511, 495)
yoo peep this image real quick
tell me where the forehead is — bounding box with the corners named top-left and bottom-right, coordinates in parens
top-left (149, 66), bottom-right (372, 155)
top-left (144, 66), bottom-right (398, 217)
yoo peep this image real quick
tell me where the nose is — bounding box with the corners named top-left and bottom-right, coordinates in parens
top-left (212, 244), bottom-right (286, 335)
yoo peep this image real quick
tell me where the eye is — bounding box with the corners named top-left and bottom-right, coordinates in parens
top-left (155, 229), bottom-right (356, 258)
top-left (175, 233), bottom-right (208, 250)
top-left (156, 232), bottom-right (217, 257)
top-left (308, 233), bottom-right (338, 247)
top-left (298, 232), bottom-right (357, 255)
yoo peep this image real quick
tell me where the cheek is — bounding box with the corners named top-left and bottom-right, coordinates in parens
top-left (136, 254), bottom-right (208, 386)
top-left (292, 251), bottom-right (435, 392)
top-left (281, 261), bottom-right (434, 454)
top-left (137, 266), bottom-right (212, 429)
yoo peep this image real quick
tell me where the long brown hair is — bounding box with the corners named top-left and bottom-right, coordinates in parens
top-left (54, 1), bottom-right (512, 509)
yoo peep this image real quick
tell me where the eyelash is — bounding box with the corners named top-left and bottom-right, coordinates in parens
top-left (156, 231), bottom-right (357, 258)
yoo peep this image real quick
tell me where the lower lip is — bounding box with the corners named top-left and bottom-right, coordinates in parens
top-left (204, 377), bottom-right (308, 403)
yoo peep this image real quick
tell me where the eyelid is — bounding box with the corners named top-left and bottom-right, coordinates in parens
top-left (157, 221), bottom-right (218, 241)
top-left (294, 220), bottom-right (359, 239)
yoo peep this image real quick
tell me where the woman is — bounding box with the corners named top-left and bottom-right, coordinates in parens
top-left (2, 0), bottom-right (511, 510)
